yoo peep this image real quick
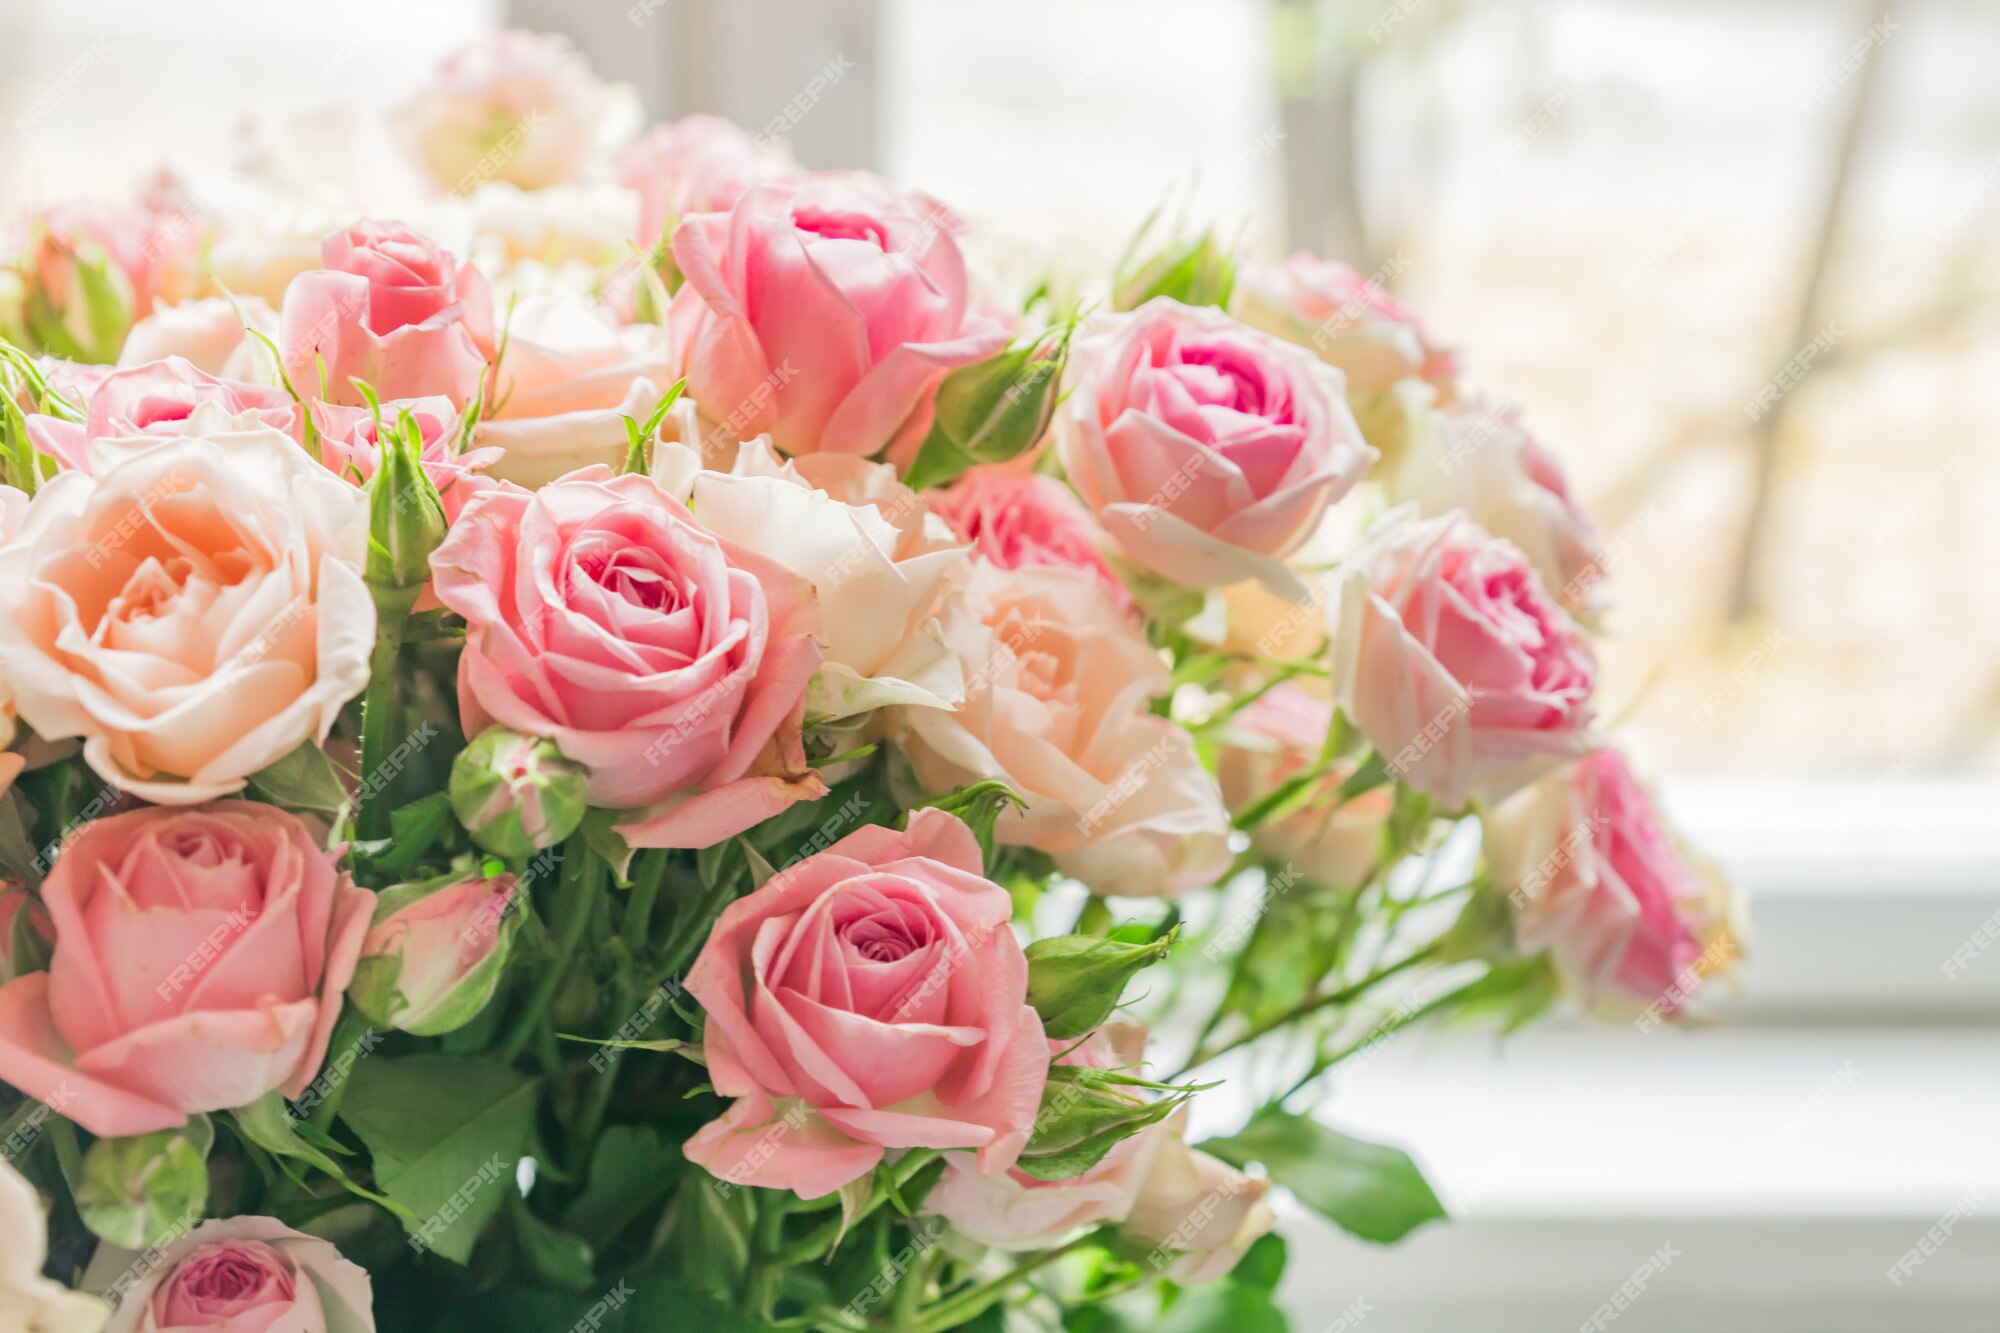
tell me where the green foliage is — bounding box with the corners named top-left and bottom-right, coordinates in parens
top-left (1202, 1107), bottom-right (1445, 1244)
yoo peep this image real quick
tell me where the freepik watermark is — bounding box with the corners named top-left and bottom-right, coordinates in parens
top-left (1634, 934), bottom-right (1737, 1033)
top-left (2, 1083), bottom-right (76, 1163)
top-left (287, 1028), bottom-right (386, 1125)
top-left (408, 1154), bottom-right (512, 1254)
top-left (588, 979), bottom-right (689, 1074)
top-left (1886, 1192), bottom-right (1983, 1287)
top-left (712, 1102), bottom-right (812, 1197)
top-left (1803, 17), bottom-right (1898, 111)
top-left (1579, 1242), bottom-right (1679, 1330)
top-left (1745, 323), bottom-right (1843, 422)
top-left (567, 1281), bottom-right (636, 1333)
top-left (1688, 627), bottom-right (1791, 729)
top-left (15, 38), bottom-right (110, 137)
top-left (842, 1219), bottom-right (945, 1319)
top-left (154, 910), bottom-right (253, 1001)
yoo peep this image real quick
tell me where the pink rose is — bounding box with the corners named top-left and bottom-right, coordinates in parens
top-left (928, 468), bottom-right (1133, 616)
top-left (0, 802), bottom-right (373, 1137)
top-left (897, 562), bottom-right (1232, 898)
top-left (396, 30), bottom-right (640, 194)
top-left (429, 468), bottom-right (823, 848)
top-left (278, 221), bottom-right (494, 409)
top-left (1056, 299), bottom-right (1375, 596)
top-left (925, 1024), bottom-right (1164, 1249)
top-left (310, 395), bottom-right (497, 521)
top-left (1486, 749), bottom-right (1736, 1013)
top-left (1236, 251), bottom-right (1459, 402)
top-left (667, 177), bottom-right (1009, 461)
top-left (1328, 510), bottom-right (1597, 810)
top-left (1216, 685), bottom-right (1392, 890)
top-left (0, 409), bottom-right (376, 803)
top-left (617, 115), bottom-right (794, 246)
top-left (23, 356), bottom-right (299, 473)
top-left (1385, 399), bottom-right (1606, 616)
top-left (95, 1216), bottom-right (373, 1333)
top-left (684, 809), bottom-right (1048, 1199)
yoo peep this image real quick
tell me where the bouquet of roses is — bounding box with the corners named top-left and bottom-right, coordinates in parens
top-left (0, 30), bottom-right (1740, 1333)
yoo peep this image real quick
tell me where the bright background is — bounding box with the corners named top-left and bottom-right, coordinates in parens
top-left (3, 1), bottom-right (1997, 1328)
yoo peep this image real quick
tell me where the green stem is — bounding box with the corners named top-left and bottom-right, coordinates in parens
top-left (1172, 943), bottom-right (1444, 1079)
top-left (498, 838), bottom-right (604, 1065)
top-left (907, 1234), bottom-right (1091, 1333)
top-left (354, 591), bottom-right (416, 841)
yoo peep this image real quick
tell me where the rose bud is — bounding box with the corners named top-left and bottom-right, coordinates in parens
top-left (1024, 933), bottom-right (1174, 1040)
top-left (92, 1216), bottom-right (374, 1333)
top-left (1112, 226), bottom-right (1236, 311)
top-left (449, 726), bottom-right (589, 861)
top-left (349, 871), bottom-right (520, 1037)
top-left (900, 328), bottom-right (1072, 493)
top-left (1124, 1112), bottom-right (1277, 1283)
top-left (364, 408), bottom-right (449, 610)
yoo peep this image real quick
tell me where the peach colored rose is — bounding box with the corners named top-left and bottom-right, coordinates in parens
top-left (896, 562), bottom-right (1232, 898)
top-left (278, 221), bottom-right (494, 409)
top-left (928, 468), bottom-right (1133, 616)
top-left (1216, 685), bottom-right (1392, 890)
top-left (1486, 749), bottom-right (1737, 1014)
top-left (396, 30), bottom-right (640, 194)
top-left (1385, 399), bottom-right (1606, 616)
top-left (1328, 509), bottom-right (1597, 811)
top-left (0, 408), bottom-right (375, 803)
top-left (685, 809), bottom-right (1048, 1199)
top-left (1056, 299), bottom-right (1374, 597)
top-left (476, 293), bottom-right (673, 488)
top-left (1, 1156), bottom-right (108, 1333)
top-left (24, 357), bottom-right (299, 474)
top-left (94, 1216), bottom-right (373, 1333)
top-left (617, 115), bottom-right (795, 246)
top-left (667, 177), bottom-right (1009, 461)
top-left (429, 468), bottom-right (823, 848)
top-left (925, 1024), bottom-right (1165, 1249)
top-left (0, 802), bottom-right (372, 1137)
top-left (1236, 251), bottom-right (1459, 403)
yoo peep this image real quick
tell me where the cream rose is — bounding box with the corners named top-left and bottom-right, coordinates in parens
top-left (476, 293), bottom-right (674, 488)
top-left (896, 562), bottom-right (1232, 898)
top-left (1, 1157), bottom-right (107, 1333)
top-left (0, 405), bottom-right (374, 803)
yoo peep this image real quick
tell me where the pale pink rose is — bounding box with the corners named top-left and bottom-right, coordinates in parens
top-left (396, 30), bottom-right (641, 194)
top-left (1236, 251), bottom-right (1459, 402)
top-left (667, 177), bottom-right (1009, 461)
top-left (926, 1024), bottom-right (1166, 1249)
top-left (23, 356), bottom-right (299, 473)
top-left (1124, 1109), bottom-right (1276, 1284)
top-left (1056, 299), bottom-right (1375, 597)
top-left (1328, 509), bottom-right (1597, 811)
top-left (896, 562), bottom-right (1232, 898)
top-left (1216, 685), bottom-right (1392, 890)
top-left (278, 221), bottom-right (494, 409)
top-left (0, 409), bottom-right (376, 803)
top-left (617, 114), bottom-right (794, 246)
top-left (429, 468), bottom-right (823, 848)
top-left (1385, 399), bottom-right (1606, 616)
top-left (310, 395), bottom-right (497, 522)
top-left (669, 438), bottom-right (969, 721)
top-left (117, 297), bottom-right (276, 379)
top-left (95, 1216), bottom-right (373, 1333)
top-left (1, 1156), bottom-right (108, 1333)
top-left (928, 468), bottom-right (1133, 616)
top-left (477, 293), bottom-right (672, 488)
top-left (1328, 508), bottom-right (1592, 804)
top-left (1486, 749), bottom-right (1736, 1013)
top-left (0, 802), bottom-right (373, 1137)
top-left (685, 809), bottom-right (1048, 1199)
